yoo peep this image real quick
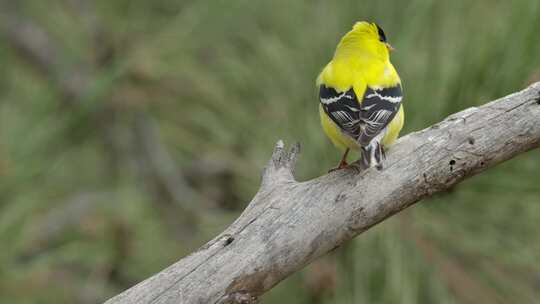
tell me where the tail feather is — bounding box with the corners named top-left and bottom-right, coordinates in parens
top-left (361, 141), bottom-right (385, 170)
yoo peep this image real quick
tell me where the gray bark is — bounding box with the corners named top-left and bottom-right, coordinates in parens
top-left (105, 83), bottom-right (540, 304)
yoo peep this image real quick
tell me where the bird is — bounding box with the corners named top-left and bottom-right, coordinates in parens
top-left (317, 21), bottom-right (404, 171)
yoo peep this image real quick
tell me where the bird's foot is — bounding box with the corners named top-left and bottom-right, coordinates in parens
top-left (328, 160), bottom-right (349, 173)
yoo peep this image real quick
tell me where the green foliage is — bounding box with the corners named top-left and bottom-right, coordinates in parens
top-left (0, 0), bottom-right (539, 303)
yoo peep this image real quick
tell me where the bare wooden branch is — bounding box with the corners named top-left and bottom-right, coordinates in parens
top-left (106, 82), bottom-right (539, 303)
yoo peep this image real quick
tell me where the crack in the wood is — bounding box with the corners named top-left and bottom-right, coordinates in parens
top-left (147, 234), bottom-right (232, 304)
top-left (234, 211), bottom-right (268, 235)
top-left (488, 96), bottom-right (531, 119)
top-left (230, 184), bottom-right (307, 246)
top-left (504, 101), bottom-right (528, 113)
top-left (334, 193), bottom-right (347, 203)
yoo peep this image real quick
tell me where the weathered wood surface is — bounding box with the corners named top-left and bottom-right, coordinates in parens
top-left (105, 83), bottom-right (540, 304)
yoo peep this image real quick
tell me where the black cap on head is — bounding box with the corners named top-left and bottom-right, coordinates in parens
top-left (375, 24), bottom-right (387, 43)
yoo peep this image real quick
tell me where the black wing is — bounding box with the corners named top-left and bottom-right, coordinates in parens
top-left (320, 83), bottom-right (403, 170)
top-left (357, 85), bottom-right (403, 146)
top-left (358, 85), bottom-right (402, 169)
top-left (319, 85), bottom-right (361, 139)
top-left (319, 84), bottom-right (403, 143)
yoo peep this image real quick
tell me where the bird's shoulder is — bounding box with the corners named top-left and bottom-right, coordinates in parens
top-left (363, 61), bottom-right (401, 90)
top-left (317, 61), bottom-right (358, 93)
top-left (318, 60), bottom-right (400, 93)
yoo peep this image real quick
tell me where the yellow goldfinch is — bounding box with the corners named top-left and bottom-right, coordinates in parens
top-left (318, 21), bottom-right (404, 171)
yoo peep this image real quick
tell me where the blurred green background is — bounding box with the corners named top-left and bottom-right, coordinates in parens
top-left (1, 0), bottom-right (539, 303)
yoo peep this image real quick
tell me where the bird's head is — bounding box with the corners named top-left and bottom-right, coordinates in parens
top-left (334, 21), bottom-right (394, 62)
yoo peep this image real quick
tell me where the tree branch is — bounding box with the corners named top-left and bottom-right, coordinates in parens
top-left (105, 83), bottom-right (540, 304)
